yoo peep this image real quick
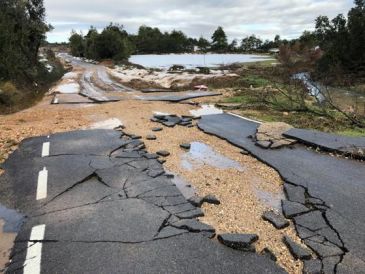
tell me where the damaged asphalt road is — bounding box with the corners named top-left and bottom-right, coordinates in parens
top-left (198, 113), bottom-right (365, 274)
top-left (0, 129), bottom-right (284, 273)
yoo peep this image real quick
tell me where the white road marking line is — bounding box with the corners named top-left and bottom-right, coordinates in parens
top-left (228, 112), bottom-right (262, 124)
top-left (23, 224), bottom-right (46, 274)
top-left (36, 167), bottom-right (48, 200)
top-left (41, 142), bottom-right (50, 157)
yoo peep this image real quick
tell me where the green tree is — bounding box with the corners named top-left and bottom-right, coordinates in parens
top-left (69, 31), bottom-right (85, 57)
top-left (135, 26), bottom-right (164, 53)
top-left (240, 35), bottom-right (262, 52)
top-left (211, 26), bottom-right (228, 52)
top-left (197, 37), bottom-right (210, 52)
top-left (95, 24), bottom-right (132, 60)
top-left (0, 0), bottom-right (50, 81)
top-left (347, 0), bottom-right (365, 71)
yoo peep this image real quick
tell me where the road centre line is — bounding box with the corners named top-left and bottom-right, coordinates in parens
top-left (36, 167), bottom-right (48, 200)
top-left (41, 142), bottom-right (50, 157)
top-left (23, 224), bottom-right (46, 274)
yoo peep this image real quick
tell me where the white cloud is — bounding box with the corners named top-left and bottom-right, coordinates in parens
top-left (44, 0), bottom-right (355, 42)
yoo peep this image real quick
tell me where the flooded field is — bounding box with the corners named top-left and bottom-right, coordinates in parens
top-left (129, 54), bottom-right (273, 69)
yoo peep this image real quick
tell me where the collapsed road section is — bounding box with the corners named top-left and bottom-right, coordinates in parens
top-left (0, 129), bottom-right (284, 273)
top-left (198, 113), bottom-right (365, 273)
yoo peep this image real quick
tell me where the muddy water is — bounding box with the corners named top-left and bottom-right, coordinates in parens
top-left (0, 204), bottom-right (24, 272)
top-left (181, 142), bottom-right (245, 171)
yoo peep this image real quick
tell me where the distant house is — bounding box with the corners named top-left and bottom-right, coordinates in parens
top-left (268, 48), bottom-right (280, 55)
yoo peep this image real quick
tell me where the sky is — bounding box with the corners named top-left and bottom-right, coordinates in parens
top-left (45, 0), bottom-right (355, 43)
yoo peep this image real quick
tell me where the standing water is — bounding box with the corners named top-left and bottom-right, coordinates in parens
top-left (181, 142), bottom-right (244, 171)
top-left (0, 204), bottom-right (25, 271)
top-left (129, 54), bottom-right (273, 69)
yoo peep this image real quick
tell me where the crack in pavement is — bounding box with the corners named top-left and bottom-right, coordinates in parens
top-left (1, 127), bottom-right (287, 273)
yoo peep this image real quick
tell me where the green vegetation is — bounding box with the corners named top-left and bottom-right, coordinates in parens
top-left (213, 64), bottom-right (365, 136)
top-left (69, 24), bottom-right (133, 61)
top-left (0, 0), bottom-right (64, 113)
top-left (69, 24), bottom-right (285, 56)
top-left (277, 0), bottom-right (365, 84)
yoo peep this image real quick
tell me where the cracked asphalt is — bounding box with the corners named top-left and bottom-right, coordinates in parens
top-left (198, 113), bottom-right (365, 274)
top-left (0, 129), bottom-right (284, 273)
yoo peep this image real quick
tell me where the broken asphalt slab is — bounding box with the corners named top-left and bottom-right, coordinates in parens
top-left (284, 128), bottom-right (365, 159)
top-left (0, 128), bottom-right (285, 273)
top-left (198, 113), bottom-right (365, 273)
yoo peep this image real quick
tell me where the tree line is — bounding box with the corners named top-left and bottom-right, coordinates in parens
top-left (0, 0), bottom-right (50, 82)
top-left (69, 25), bottom-right (284, 61)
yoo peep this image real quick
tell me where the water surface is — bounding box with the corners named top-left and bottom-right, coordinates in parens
top-left (129, 54), bottom-right (273, 69)
top-left (181, 142), bottom-right (244, 171)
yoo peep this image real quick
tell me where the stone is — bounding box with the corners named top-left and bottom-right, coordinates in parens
top-left (202, 194), bottom-right (220, 205)
top-left (217, 234), bottom-right (258, 251)
top-left (187, 196), bottom-right (204, 207)
top-left (146, 135), bottom-right (157, 140)
top-left (130, 135), bottom-right (142, 140)
top-left (157, 159), bottom-right (166, 164)
top-left (180, 143), bottom-right (191, 150)
top-left (303, 259), bottom-right (322, 274)
top-left (281, 200), bottom-right (311, 219)
top-left (260, 248), bottom-right (277, 262)
top-left (262, 211), bottom-right (289, 229)
top-left (157, 150), bottom-right (170, 157)
top-left (152, 127), bottom-right (163, 132)
top-left (283, 236), bottom-right (312, 260)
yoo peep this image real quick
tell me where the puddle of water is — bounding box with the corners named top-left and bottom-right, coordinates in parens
top-left (252, 183), bottom-right (285, 212)
top-left (181, 142), bottom-right (244, 171)
top-left (89, 118), bottom-right (123, 130)
top-left (0, 204), bottom-right (24, 271)
top-left (55, 83), bottom-right (80, 94)
top-left (0, 204), bottom-right (24, 233)
top-left (190, 104), bottom-right (223, 117)
top-left (170, 173), bottom-right (196, 199)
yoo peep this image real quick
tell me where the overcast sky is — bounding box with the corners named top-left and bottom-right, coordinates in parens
top-left (45, 0), bottom-right (354, 43)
